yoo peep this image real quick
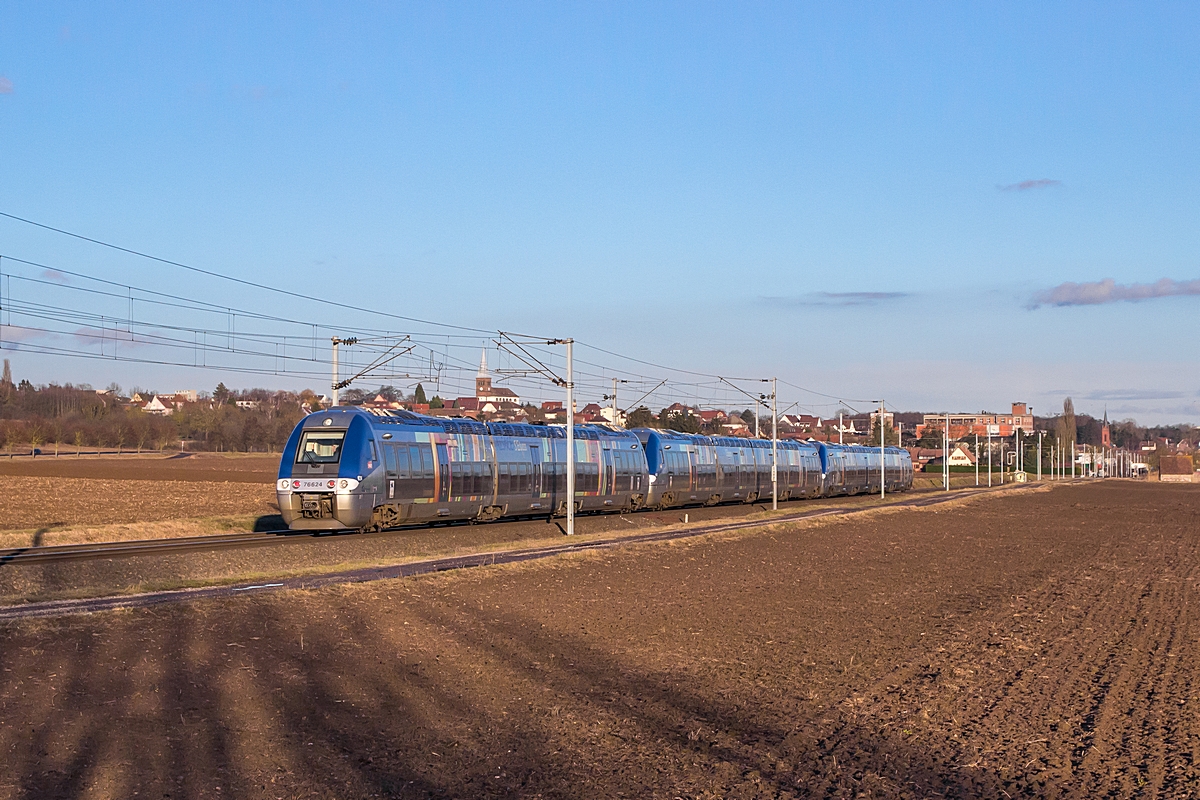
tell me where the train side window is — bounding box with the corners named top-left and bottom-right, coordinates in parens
top-left (498, 462), bottom-right (510, 495)
top-left (396, 446), bottom-right (410, 479)
top-left (383, 444), bottom-right (397, 474)
top-left (420, 446), bottom-right (434, 479)
top-left (369, 441), bottom-right (378, 463)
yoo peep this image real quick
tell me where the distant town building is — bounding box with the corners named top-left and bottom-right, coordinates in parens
top-left (133, 392), bottom-right (192, 415)
top-left (577, 403), bottom-right (606, 422)
top-left (909, 444), bottom-right (977, 469)
top-left (360, 394), bottom-right (401, 410)
top-left (721, 417), bottom-right (750, 436)
top-left (473, 350), bottom-right (520, 406)
top-left (916, 403), bottom-right (1034, 440)
top-left (1160, 455), bottom-right (1196, 483)
top-left (140, 396), bottom-right (174, 415)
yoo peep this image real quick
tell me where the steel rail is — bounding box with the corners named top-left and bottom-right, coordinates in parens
top-left (0, 483), bottom-right (1009, 566)
top-left (0, 483), bottom-right (1044, 621)
top-left (0, 529), bottom-right (298, 565)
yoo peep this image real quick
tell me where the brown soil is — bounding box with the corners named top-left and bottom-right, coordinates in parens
top-left (0, 476), bottom-right (277, 532)
top-left (0, 489), bottom-right (973, 604)
top-left (0, 452), bottom-right (279, 483)
top-left (1, 481), bottom-right (1197, 799)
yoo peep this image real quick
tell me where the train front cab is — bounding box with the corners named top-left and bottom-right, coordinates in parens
top-left (277, 409), bottom-right (380, 531)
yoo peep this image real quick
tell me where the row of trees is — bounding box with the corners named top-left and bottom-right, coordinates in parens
top-left (2, 359), bottom-right (1195, 455)
top-left (337, 383), bottom-right (447, 409)
top-left (0, 369), bottom-right (310, 453)
top-left (624, 406), bottom-right (760, 434)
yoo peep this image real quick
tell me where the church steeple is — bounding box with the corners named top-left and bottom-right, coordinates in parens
top-left (475, 349), bottom-right (493, 397)
top-left (1101, 407), bottom-right (1111, 448)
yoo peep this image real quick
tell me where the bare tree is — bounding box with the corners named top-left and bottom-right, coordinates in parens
top-left (28, 424), bottom-right (44, 454)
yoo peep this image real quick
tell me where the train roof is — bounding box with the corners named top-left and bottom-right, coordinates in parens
top-left (631, 428), bottom-right (817, 450)
top-left (346, 407), bottom-right (636, 441)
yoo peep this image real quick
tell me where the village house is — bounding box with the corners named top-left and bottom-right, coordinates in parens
top-left (359, 393), bottom-right (402, 410)
top-left (909, 443), bottom-right (977, 470)
top-left (721, 417), bottom-right (750, 436)
top-left (135, 392), bottom-right (196, 416)
top-left (779, 413), bottom-right (822, 435)
top-left (1160, 455), bottom-right (1196, 483)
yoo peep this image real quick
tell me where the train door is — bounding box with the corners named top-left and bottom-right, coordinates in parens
top-left (604, 449), bottom-right (614, 496)
top-left (529, 445), bottom-right (543, 500)
top-left (383, 443), bottom-right (398, 500)
top-left (436, 443), bottom-right (450, 503)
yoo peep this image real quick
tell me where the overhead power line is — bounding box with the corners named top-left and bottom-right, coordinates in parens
top-left (0, 212), bottom-right (886, 415)
top-left (0, 211), bottom-right (505, 336)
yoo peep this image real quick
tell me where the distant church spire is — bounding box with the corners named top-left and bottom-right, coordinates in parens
top-left (476, 348), bottom-right (493, 397)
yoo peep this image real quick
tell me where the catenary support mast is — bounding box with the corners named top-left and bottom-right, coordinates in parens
top-left (771, 378), bottom-right (778, 510)
top-left (565, 339), bottom-right (574, 536)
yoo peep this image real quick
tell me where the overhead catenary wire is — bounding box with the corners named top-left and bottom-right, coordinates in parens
top-left (0, 211), bottom-right (509, 336)
top-left (1, 212), bottom-right (890, 416)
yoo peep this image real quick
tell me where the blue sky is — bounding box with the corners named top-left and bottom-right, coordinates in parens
top-left (1, 3), bottom-right (1198, 423)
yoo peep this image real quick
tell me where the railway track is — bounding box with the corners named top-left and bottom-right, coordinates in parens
top-left (0, 482), bottom-right (1042, 620)
top-left (0, 529), bottom-right (299, 566)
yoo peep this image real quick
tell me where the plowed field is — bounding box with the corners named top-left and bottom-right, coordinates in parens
top-left (1, 481), bottom-right (1197, 799)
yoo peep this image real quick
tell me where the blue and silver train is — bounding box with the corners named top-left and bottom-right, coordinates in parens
top-left (276, 407), bottom-right (913, 532)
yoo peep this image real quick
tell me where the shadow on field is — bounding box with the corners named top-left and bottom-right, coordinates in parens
top-left (252, 514), bottom-right (286, 532)
top-left (0, 596), bottom-right (1016, 799)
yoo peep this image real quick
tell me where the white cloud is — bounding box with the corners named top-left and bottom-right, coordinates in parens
top-left (1030, 277), bottom-right (1200, 308)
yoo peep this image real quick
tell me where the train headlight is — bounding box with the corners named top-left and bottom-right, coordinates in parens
top-left (327, 479), bottom-right (336, 489)
top-left (292, 480), bottom-right (300, 489)
top-left (278, 479), bottom-right (290, 490)
top-left (339, 479), bottom-right (349, 488)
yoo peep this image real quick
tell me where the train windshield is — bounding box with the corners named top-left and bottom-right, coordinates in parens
top-left (296, 430), bottom-right (346, 464)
